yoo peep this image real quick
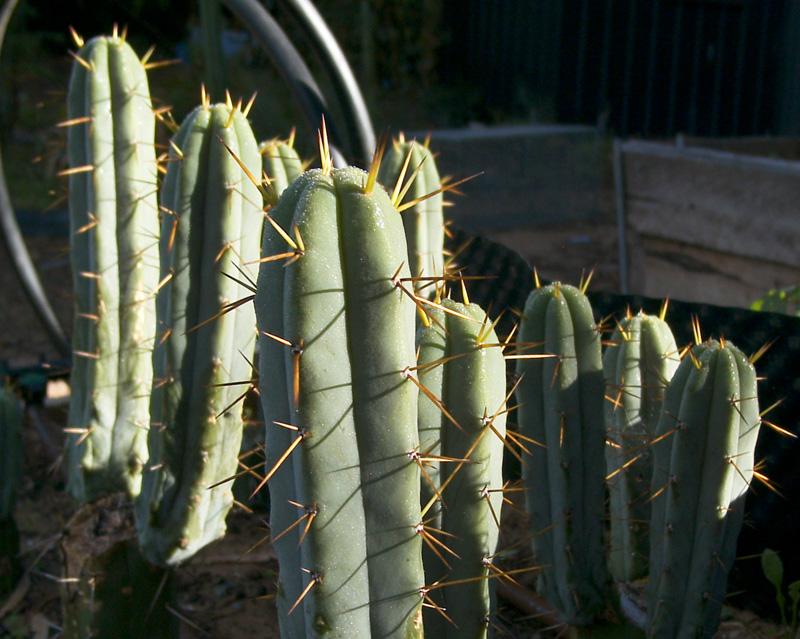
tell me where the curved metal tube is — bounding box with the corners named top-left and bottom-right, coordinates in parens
top-left (280, 0), bottom-right (375, 166)
top-left (1, 0), bottom-right (376, 357)
top-left (0, 0), bottom-right (70, 356)
top-left (222, 0), bottom-right (347, 167)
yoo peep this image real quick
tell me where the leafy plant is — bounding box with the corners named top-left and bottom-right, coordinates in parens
top-left (762, 548), bottom-right (800, 633)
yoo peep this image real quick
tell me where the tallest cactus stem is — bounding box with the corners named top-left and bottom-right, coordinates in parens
top-left (65, 34), bottom-right (159, 501)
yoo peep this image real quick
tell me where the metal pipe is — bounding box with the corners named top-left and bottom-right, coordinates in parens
top-left (280, 0), bottom-right (375, 167)
top-left (0, 0), bottom-right (70, 357)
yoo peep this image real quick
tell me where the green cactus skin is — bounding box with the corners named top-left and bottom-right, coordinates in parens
top-left (255, 166), bottom-right (424, 638)
top-left (65, 35), bottom-right (160, 501)
top-left (647, 340), bottom-right (760, 639)
top-left (1, 385), bottom-right (22, 596)
top-left (603, 312), bottom-right (679, 583)
top-left (378, 136), bottom-right (443, 298)
top-left (515, 283), bottom-right (609, 625)
top-left (416, 300), bottom-right (507, 638)
top-left (261, 135), bottom-right (303, 200)
top-left (135, 102), bottom-right (262, 566)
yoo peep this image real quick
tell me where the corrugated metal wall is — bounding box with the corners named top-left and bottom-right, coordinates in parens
top-left (444, 0), bottom-right (799, 136)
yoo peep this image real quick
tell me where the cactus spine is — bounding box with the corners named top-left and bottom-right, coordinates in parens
top-left (255, 161), bottom-right (423, 638)
top-left (416, 299), bottom-right (507, 637)
top-left (647, 338), bottom-right (760, 638)
top-left (66, 34), bottom-right (160, 501)
top-left (515, 282), bottom-right (609, 624)
top-left (378, 136), bottom-right (444, 298)
top-left (1, 384), bottom-right (22, 595)
top-left (135, 101), bottom-right (262, 566)
top-left (603, 311), bottom-right (679, 582)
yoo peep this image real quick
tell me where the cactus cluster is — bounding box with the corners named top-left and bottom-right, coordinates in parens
top-left (515, 282), bottom-right (765, 636)
top-left (55, 27), bottom-right (772, 639)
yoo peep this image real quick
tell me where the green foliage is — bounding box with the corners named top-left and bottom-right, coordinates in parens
top-left (751, 286), bottom-right (800, 316)
top-left (762, 548), bottom-right (800, 631)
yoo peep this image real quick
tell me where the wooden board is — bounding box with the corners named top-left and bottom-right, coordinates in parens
top-left (620, 140), bottom-right (800, 268)
top-left (627, 234), bottom-right (800, 308)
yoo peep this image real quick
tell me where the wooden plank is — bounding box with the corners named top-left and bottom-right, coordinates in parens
top-left (629, 235), bottom-right (800, 308)
top-left (620, 141), bottom-right (800, 266)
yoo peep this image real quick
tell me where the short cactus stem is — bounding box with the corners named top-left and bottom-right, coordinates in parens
top-left (603, 311), bottom-right (679, 582)
top-left (647, 339), bottom-right (761, 638)
top-left (135, 101), bottom-right (262, 566)
top-left (415, 299), bottom-right (507, 637)
top-left (515, 282), bottom-right (609, 625)
top-left (255, 165), bottom-right (424, 638)
top-left (65, 34), bottom-right (160, 501)
top-left (260, 133), bottom-right (303, 203)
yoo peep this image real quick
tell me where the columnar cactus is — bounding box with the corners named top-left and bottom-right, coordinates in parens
top-left (515, 282), bottom-right (609, 624)
top-left (65, 33), bottom-right (159, 501)
top-left (261, 133), bottom-right (303, 199)
top-left (378, 135), bottom-right (444, 298)
top-left (603, 310), bottom-right (679, 582)
top-left (255, 158), bottom-right (424, 637)
top-left (416, 299), bottom-right (507, 637)
top-left (1, 384), bottom-right (22, 595)
top-left (647, 338), bottom-right (761, 638)
top-left (135, 99), bottom-right (262, 566)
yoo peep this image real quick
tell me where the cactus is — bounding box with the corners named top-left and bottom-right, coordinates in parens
top-left (1, 384), bottom-right (22, 596)
top-left (135, 98), bottom-right (262, 566)
top-left (647, 337), bottom-right (761, 638)
top-left (261, 133), bottom-right (304, 199)
top-left (603, 310), bottom-right (679, 582)
top-left (65, 32), bottom-right (159, 501)
top-left (415, 297), bottom-right (507, 637)
top-left (378, 135), bottom-right (444, 298)
top-left (515, 282), bottom-right (609, 625)
top-left (255, 155), bottom-right (424, 637)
